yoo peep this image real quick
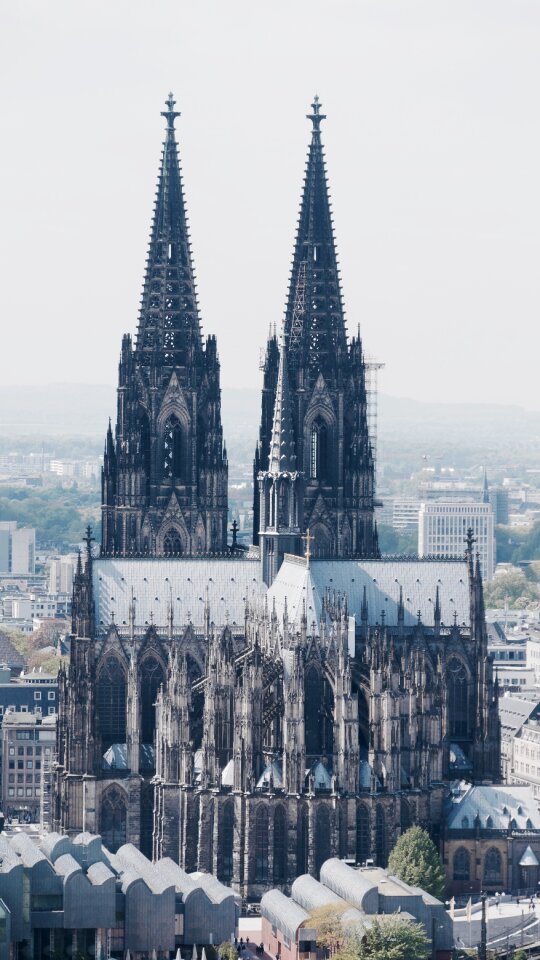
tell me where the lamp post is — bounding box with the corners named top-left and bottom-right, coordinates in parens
top-left (479, 892), bottom-right (487, 960)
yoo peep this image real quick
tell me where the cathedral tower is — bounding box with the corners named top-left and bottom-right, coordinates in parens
top-left (102, 95), bottom-right (228, 557)
top-left (254, 98), bottom-right (378, 570)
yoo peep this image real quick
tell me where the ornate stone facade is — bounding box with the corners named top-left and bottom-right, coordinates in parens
top-left (101, 95), bottom-right (227, 559)
top-left (254, 97), bottom-right (379, 578)
top-left (55, 96), bottom-right (500, 900)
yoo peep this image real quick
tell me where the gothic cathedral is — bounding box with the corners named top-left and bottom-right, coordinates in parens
top-left (55, 96), bottom-right (500, 899)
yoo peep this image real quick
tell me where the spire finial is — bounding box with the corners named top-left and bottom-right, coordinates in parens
top-left (307, 94), bottom-right (326, 132)
top-left (302, 528), bottom-right (313, 568)
top-left (161, 92), bottom-right (180, 131)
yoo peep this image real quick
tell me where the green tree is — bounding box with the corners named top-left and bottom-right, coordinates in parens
top-left (377, 525), bottom-right (418, 557)
top-left (387, 826), bottom-right (446, 900)
top-left (310, 903), bottom-right (353, 955)
top-left (483, 570), bottom-right (540, 608)
top-left (218, 943), bottom-right (238, 960)
top-left (335, 916), bottom-right (429, 960)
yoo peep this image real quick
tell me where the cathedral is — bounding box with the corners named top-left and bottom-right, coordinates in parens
top-left (54, 95), bottom-right (500, 900)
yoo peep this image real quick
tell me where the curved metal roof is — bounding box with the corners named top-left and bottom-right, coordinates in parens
top-left (319, 859), bottom-right (379, 912)
top-left (87, 861), bottom-right (115, 886)
top-left (40, 832), bottom-right (70, 863)
top-left (54, 854), bottom-right (82, 878)
top-left (189, 871), bottom-right (238, 905)
top-left (261, 889), bottom-right (311, 942)
top-left (291, 873), bottom-right (343, 911)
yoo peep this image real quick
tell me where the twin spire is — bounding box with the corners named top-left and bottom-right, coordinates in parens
top-left (136, 93), bottom-right (202, 365)
top-left (138, 93), bottom-right (347, 480)
top-left (266, 94), bottom-right (347, 475)
top-left (284, 95), bottom-right (347, 375)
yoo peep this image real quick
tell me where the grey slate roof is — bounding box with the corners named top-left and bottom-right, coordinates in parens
top-left (449, 742), bottom-right (473, 770)
top-left (102, 742), bottom-right (154, 771)
top-left (93, 558), bottom-right (265, 635)
top-left (0, 632), bottom-right (25, 671)
top-left (519, 845), bottom-right (540, 867)
top-left (446, 783), bottom-right (540, 831)
top-left (256, 759), bottom-right (284, 789)
top-left (269, 557), bottom-right (471, 631)
top-left (498, 696), bottom-right (539, 734)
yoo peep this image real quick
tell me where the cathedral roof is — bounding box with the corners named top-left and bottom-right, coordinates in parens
top-left (101, 742), bottom-right (154, 772)
top-left (268, 556), bottom-right (471, 632)
top-left (256, 759), bottom-right (284, 790)
top-left (93, 557), bottom-right (265, 636)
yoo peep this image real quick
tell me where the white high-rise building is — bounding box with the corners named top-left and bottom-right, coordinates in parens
top-left (418, 501), bottom-right (495, 580)
top-left (392, 498), bottom-right (421, 530)
top-left (48, 556), bottom-right (77, 594)
top-left (0, 522), bottom-right (35, 575)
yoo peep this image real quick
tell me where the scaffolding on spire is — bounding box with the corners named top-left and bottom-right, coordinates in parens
top-left (364, 357), bottom-right (385, 484)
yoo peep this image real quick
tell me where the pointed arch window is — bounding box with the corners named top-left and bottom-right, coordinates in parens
top-left (453, 847), bottom-right (470, 882)
top-left (315, 805), bottom-right (331, 877)
top-left (484, 847), bottom-right (502, 884)
top-left (447, 659), bottom-right (470, 738)
top-left (140, 656), bottom-right (165, 745)
top-left (220, 801), bottom-right (234, 883)
top-left (375, 805), bottom-right (387, 867)
top-left (163, 415), bottom-right (183, 481)
top-left (97, 656), bottom-right (126, 749)
top-left (400, 800), bottom-right (411, 834)
top-left (305, 666), bottom-right (322, 756)
top-left (139, 411), bottom-right (151, 478)
top-left (140, 783), bottom-right (154, 859)
top-left (310, 416), bottom-right (329, 481)
top-left (163, 530), bottom-right (183, 557)
top-left (273, 806), bottom-right (287, 884)
top-left (356, 803), bottom-right (370, 865)
top-left (297, 806), bottom-right (309, 876)
top-left (101, 787), bottom-right (127, 853)
top-left (255, 806), bottom-right (269, 883)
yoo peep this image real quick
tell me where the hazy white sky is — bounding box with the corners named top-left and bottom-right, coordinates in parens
top-left (1, 1), bottom-right (539, 408)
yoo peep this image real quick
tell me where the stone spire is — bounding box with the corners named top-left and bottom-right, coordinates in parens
top-left (100, 95), bottom-right (228, 558)
top-left (284, 96), bottom-right (347, 378)
top-left (135, 93), bottom-right (202, 364)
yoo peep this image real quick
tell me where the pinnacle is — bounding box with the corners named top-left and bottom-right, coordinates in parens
top-left (268, 343), bottom-right (296, 475)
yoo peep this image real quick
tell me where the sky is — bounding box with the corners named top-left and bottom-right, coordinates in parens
top-left (1, 1), bottom-right (539, 409)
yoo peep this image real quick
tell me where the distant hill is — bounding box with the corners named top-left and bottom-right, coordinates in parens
top-left (0, 383), bottom-right (539, 449)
